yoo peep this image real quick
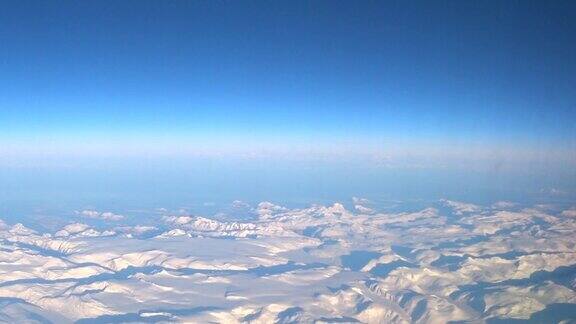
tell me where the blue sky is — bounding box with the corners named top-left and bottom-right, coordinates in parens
top-left (0, 1), bottom-right (575, 183)
top-left (0, 1), bottom-right (575, 212)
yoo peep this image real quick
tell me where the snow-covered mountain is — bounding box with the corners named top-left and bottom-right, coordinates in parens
top-left (0, 200), bottom-right (575, 323)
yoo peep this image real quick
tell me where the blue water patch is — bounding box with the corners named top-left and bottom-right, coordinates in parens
top-left (317, 316), bottom-right (361, 323)
top-left (431, 255), bottom-right (466, 271)
top-left (369, 260), bottom-right (417, 277)
top-left (391, 245), bottom-right (414, 259)
top-left (486, 303), bottom-right (576, 323)
top-left (340, 251), bottom-right (382, 271)
top-left (302, 226), bottom-right (323, 238)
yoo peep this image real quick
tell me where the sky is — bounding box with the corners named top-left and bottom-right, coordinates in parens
top-left (1, 1), bottom-right (576, 209)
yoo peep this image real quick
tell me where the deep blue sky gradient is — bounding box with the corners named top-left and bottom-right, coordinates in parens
top-left (1, 0), bottom-right (575, 145)
top-left (1, 1), bottom-right (576, 215)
